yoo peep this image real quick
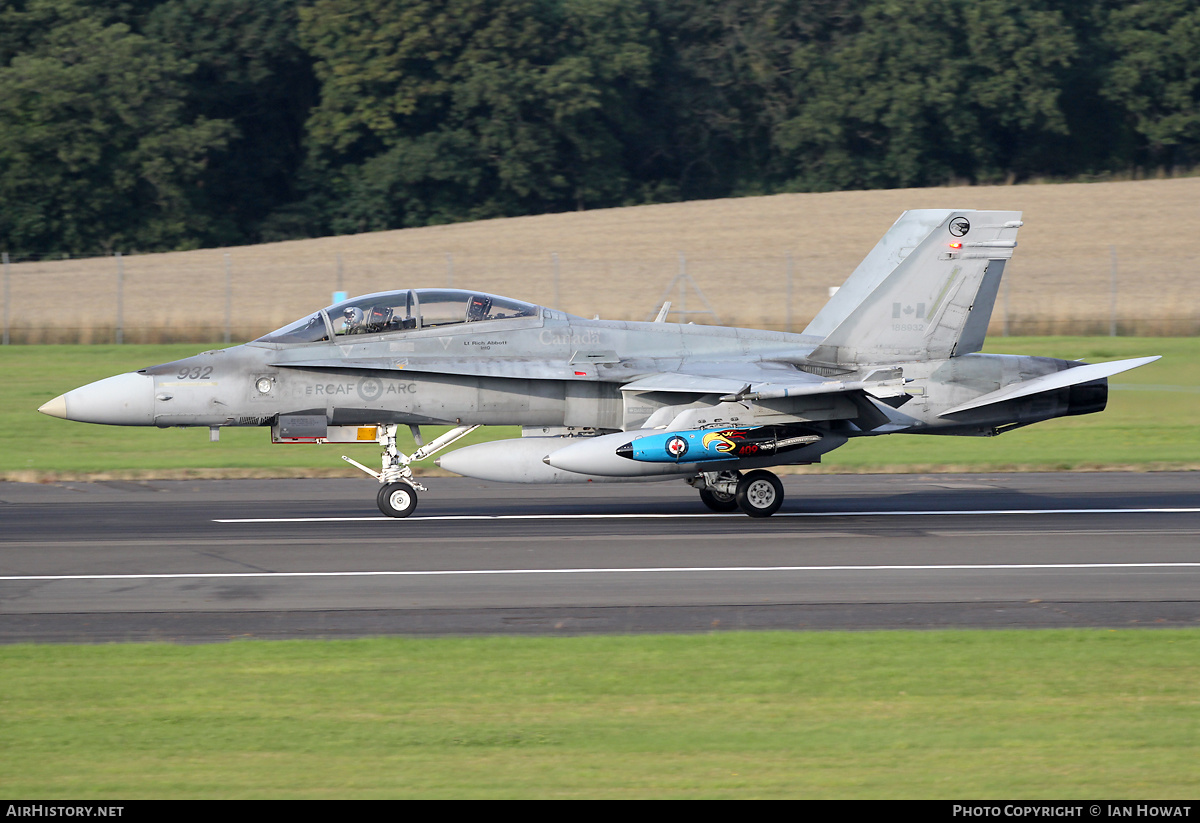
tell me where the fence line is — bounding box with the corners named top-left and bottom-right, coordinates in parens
top-left (2, 248), bottom-right (1197, 344)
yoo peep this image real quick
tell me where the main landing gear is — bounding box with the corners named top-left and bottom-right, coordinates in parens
top-left (688, 469), bottom-right (785, 517)
top-left (342, 423), bottom-right (479, 517)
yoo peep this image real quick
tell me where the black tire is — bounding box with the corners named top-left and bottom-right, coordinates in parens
top-left (699, 488), bottom-right (739, 512)
top-left (735, 470), bottom-right (783, 517)
top-left (377, 482), bottom-right (418, 517)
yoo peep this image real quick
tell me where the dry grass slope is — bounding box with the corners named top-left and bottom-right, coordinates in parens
top-left (7, 177), bottom-right (1200, 342)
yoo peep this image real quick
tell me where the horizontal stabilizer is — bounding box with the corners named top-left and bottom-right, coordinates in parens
top-left (939, 356), bottom-right (1160, 416)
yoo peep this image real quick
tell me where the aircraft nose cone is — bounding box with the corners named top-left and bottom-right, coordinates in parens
top-left (39, 372), bottom-right (155, 425)
top-left (37, 395), bottom-right (68, 419)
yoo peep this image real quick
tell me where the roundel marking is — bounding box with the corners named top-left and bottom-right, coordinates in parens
top-left (949, 217), bottom-right (971, 237)
top-left (357, 376), bottom-right (384, 402)
top-left (665, 435), bottom-right (689, 459)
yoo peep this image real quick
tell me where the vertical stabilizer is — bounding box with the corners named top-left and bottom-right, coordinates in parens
top-left (809, 210), bottom-right (1021, 365)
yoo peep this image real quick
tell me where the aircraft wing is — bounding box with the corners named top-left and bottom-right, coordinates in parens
top-left (617, 362), bottom-right (907, 432)
top-left (620, 362), bottom-right (908, 401)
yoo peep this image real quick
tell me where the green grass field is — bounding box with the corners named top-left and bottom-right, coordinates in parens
top-left (2, 337), bottom-right (1196, 478)
top-left (2, 630), bottom-right (1197, 799)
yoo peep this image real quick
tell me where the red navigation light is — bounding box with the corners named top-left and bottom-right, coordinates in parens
top-left (948, 242), bottom-right (963, 249)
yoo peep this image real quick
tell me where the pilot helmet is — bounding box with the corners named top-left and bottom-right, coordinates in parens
top-left (342, 306), bottom-right (364, 331)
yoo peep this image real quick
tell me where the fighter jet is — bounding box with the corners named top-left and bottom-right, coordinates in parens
top-left (39, 210), bottom-right (1158, 517)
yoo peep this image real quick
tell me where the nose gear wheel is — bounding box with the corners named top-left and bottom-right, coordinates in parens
top-left (377, 482), bottom-right (418, 517)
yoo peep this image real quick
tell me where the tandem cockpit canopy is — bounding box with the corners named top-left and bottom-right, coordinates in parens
top-left (256, 289), bottom-right (541, 344)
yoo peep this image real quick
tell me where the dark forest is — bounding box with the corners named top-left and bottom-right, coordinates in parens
top-left (1, 0), bottom-right (1197, 256)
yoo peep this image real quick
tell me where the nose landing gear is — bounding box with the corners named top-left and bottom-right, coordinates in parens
top-left (342, 423), bottom-right (479, 517)
top-left (377, 482), bottom-right (418, 517)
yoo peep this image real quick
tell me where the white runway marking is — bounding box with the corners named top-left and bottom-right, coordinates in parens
top-left (5, 562), bottom-right (1200, 582)
top-left (214, 507), bottom-right (1200, 524)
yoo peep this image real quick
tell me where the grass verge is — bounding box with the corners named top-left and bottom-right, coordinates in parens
top-left (2, 338), bottom-right (1196, 479)
top-left (1, 630), bottom-right (1197, 799)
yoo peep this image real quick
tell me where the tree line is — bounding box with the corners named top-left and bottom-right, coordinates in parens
top-left (1, 0), bottom-right (1197, 257)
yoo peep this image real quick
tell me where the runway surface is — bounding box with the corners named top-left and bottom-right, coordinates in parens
top-left (2, 472), bottom-right (1199, 642)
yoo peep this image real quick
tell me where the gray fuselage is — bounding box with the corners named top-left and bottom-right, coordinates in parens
top-left (119, 310), bottom-right (1090, 445)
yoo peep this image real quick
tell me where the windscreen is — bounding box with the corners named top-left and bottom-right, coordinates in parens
top-left (256, 312), bottom-right (329, 343)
